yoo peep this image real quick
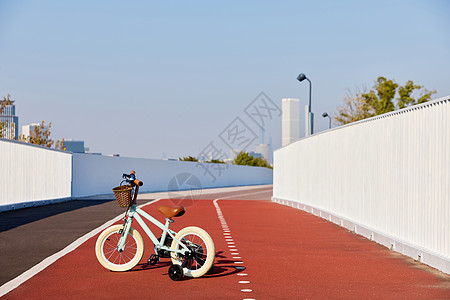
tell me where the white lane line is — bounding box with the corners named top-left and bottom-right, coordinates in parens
top-left (219, 189), bottom-right (271, 200)
top-left (0, 199), bottom-right (162, 298)
top-left (213, 199), bottom-right (254, 298)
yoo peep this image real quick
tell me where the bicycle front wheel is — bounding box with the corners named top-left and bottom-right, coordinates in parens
top-left (95, 224), bottom-right (144, 272)
top-left (171, 226), bottom-right (215, 278)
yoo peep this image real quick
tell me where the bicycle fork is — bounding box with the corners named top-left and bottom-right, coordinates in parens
top-left (117, 214), bottom-right (134, 252)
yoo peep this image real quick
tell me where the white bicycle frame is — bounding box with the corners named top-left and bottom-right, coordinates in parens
top-left (117, 204), bottom-right (190, 256)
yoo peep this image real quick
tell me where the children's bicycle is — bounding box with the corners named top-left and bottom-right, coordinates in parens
top-left (95, 171), bottom-right (215, 281)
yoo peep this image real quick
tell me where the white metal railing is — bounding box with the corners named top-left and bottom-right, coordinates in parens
top-left (0, 138), bottom-right (72, 209)
top-left (273, 96), bottom-right (450, 274)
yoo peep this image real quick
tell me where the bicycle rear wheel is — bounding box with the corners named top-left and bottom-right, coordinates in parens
top-left (95, 224), bottom-right (144, 272)
top-left (170, 226), bottom-right (215, 278)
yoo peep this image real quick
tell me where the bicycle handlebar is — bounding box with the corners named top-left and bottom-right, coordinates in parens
top-left (122, 171), bottom-right (144, 187)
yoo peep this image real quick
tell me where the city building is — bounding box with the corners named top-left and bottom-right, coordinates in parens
top-left (0, 97), bottom-right (19, 139)
top-left (255, 143), bottom-right (270, 161)
top-left (248, 151), bottom-right (263, 159)
top-left (64, 140), bottom-right (85, 153)
top-left (282, 98), bottom-right (300, 147)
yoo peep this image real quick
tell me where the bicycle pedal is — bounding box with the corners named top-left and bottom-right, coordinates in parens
top-left (148, 254), bottom-right (159, 265)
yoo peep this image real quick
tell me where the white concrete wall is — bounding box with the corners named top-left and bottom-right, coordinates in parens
top-left (0, 139), bottom-right (72, 209)
top-left (72, 154), bottom-right (272, 198)
top-left (0, 138), bottom-right (272, 210)
top-left (272, 96), bottom-right (450, 274)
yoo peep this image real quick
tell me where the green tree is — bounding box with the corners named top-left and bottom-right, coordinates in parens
top-left (0, 101), bottom-right (6, 138)
top-left (206, 159), bottom-right (225, 164)
top-left (179, 156), bottom-right (199, 162)
top-left (334, 90), bottom-right (374, 125)
top-left (19, 121), bottom-right (54, 147)
top-left (397, 80), bottom-right (435, 109)
top-left (334, 76), bottom-right (436, 125)
top-left (233, 151), bottom-right (272, 169)
top-left (55, 138), bottom-right (66, 151)
top-left (19, 121), bottom-right (65, 150)
top-left (362, 76), bottom-right (398, 115)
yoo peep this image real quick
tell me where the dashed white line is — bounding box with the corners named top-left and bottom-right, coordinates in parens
top-left (214, 199), bottom-right (254, 299)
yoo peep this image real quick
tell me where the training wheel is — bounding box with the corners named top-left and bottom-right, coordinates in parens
top-left (168, 264), bottom-right (184, 281)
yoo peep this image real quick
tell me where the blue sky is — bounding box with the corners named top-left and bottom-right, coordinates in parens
top-left (1, 0), bottom-right (449, 159)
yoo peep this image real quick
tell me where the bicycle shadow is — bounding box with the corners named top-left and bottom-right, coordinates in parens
top-left (132, 260), bottom-right (173, 272)
top-left (203, 251), bottom-right (246, 278)
top-left (170, 251), bottom-right (246, 280)
top-left (129, 251), bottom-right (245, 280)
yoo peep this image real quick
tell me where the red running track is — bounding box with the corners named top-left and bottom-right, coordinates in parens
top-left (2, 197), bottom-right (449, 299)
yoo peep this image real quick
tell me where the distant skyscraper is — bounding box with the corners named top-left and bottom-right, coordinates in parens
top-left (0, 97), bottom-right (19, 139)
top-left (282, 98), bottom-right (300, 147)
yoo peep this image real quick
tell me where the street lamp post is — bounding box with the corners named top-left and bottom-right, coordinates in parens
top-left (297, 73), bottom-right (313, 136)
top-left (322, 112), bottom-right (331, 129)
